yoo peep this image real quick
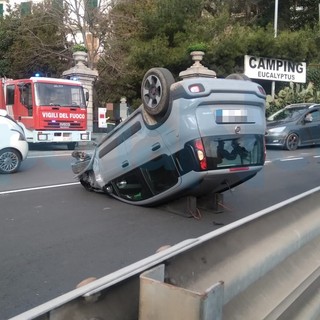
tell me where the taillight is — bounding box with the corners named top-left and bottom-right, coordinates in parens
top-left (194, 139), bottom-right (207, 170)
top-left (258, 86), bottom-right (266, 95)
top-left (188, 84), bottom-right (205, 93)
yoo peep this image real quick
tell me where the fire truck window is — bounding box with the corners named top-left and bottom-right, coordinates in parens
top-left (6, 85), bottom-right (15, 105)
top-left (20, 83), bottom-right (33, 116)
top-left (70, 87), bottom-right (84, 107)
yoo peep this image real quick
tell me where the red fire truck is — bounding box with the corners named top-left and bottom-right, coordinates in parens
top-left (0, 76), bottom-right (91, 150)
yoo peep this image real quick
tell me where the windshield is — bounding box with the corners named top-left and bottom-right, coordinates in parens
top-left (35, 82), bottom-right (86, 108)
top-left (267, 107), bottom-right (306, 121)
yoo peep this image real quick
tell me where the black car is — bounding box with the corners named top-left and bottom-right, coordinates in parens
top-left (265, 103), bottom-right (320, 151)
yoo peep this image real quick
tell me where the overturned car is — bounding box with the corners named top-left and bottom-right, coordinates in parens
top-left (72, 67), bottom-right (266, 206)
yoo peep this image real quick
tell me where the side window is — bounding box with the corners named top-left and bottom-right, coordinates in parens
top-left (20, 83), bottom-right (33, 116)
top-left (141, 155), bottom-right (179, 195)
top-left (6, 85), bottom-right (15, 105)
top-left (112, 169), bottom-right (153, 201)
top-left (306, 110), bottom-right (320, 122)
top-left (110, 155), bottom-right (179, 201)
top-left (312, 110), bottom-right (320, 121)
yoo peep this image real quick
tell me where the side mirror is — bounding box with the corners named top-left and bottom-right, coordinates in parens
top-left (85, 91), bottom-right (89, 101)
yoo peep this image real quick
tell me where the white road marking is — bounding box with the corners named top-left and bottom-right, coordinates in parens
top-left (280, 157), bottom-right (304, 161)
top-left (0, 182), bottom-right (79, 195)
top-left (28, 153), bottom-right (72, 159)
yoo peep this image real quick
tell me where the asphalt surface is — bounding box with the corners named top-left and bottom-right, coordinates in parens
top-left (1, 145), bottom-right (320, 318)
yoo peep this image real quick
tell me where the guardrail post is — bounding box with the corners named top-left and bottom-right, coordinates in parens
top-left (139, 264), bottom-right (224, 320)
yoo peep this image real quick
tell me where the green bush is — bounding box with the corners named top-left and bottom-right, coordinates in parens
top-left (186, 42), bottom-right (208, 54)
top-left (266, 81), bottom-right (320, 117)
top-left (72, 44), bottom-right (88, 53)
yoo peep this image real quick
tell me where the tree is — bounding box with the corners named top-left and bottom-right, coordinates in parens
top-left (96, 0), bottom-right (208, 106)
top-left (0, 0), bottom-right (73, 78)
top-left (1, 2), bottom-right (68, 78)
top-left (290, 0), bottom-right (320, 30)
top-left (57, 0), bottom-right (113, 69)
top-left (95, 0), bottom-right (320, 108)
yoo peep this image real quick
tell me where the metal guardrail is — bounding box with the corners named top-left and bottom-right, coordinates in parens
top-left (10, 186), bottom-right (320, 320)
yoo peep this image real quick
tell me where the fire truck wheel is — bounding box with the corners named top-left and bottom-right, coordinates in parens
top-left (67, 142), bottom-right (77, 150)
top-left (0, 148), bottom-right (22, 174)
top-left (141, 68), bottom-right (175, 117)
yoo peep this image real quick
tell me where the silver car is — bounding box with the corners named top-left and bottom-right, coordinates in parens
top-left (72, 68), bottom-right (266, 206)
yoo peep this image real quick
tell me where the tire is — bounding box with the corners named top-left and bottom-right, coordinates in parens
top-left (141, 68), bottom-right (175, 116)
top-left (226, 73), bottom-right (251, 81)
top-left (285, 133), bottom-right (299, 151)
top-left (0, 148), bottom-right (22, 174)
top-left (67, 142), bottom-right (77, 150)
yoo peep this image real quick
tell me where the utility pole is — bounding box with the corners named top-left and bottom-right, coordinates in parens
top-left (272, 0), bottom-right (279, 98)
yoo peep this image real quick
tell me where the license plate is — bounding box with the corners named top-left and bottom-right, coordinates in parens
top-left (216, 109), bottom-right (248, 123)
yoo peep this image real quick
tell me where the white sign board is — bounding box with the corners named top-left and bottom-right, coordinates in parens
top-left (98, 107), bottom-right (108, 128)
top-left (244, 55), bottom-right (306, 83)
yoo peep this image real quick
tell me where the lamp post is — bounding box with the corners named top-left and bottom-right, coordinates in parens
top-left (274, 0), bottom-right (278, 38)
top-left (272, 0), bottom-right (279, 98)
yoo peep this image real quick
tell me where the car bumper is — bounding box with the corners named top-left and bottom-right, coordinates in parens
top-left (265, 134), bottom-right (287, 147)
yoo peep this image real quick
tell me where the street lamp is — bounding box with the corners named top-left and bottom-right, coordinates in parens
top-left (274, 0), bottom-right (278, 38)
top-left (272, 0), bottom-right (279, 97)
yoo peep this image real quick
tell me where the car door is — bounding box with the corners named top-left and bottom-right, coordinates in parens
top-left (299, 109), bottom-right (320, 144)
top-left (124, 113), bottom-right (171, 170)
top-left (96, 127), bottom-right (129, 183)
top-left (308, 109), bottom-right (320, 142)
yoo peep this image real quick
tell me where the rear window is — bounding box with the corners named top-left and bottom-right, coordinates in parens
top-left (202, 134), bottom-right (264, 169)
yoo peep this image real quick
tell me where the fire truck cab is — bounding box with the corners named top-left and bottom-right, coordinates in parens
top-left (0, 77), bottom-right (91, 150)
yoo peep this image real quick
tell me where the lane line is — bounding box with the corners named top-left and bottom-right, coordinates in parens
top-left (280, 157), bottom-right (304, 162)
top-left (0, 182), bottom-right (79, 195)
top-left (28, 153), bottom-right (72, 159)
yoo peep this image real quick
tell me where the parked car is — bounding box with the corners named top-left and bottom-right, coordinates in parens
top-left (265, 103), bottom-right (320, 151)
top-left (72, 68), bottom-right (266, 206)
top-left (0, 109), bottom-right (29, 173)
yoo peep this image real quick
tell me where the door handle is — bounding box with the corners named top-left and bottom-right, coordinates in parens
top-left (122, 160), bottom-right (129, 168)
top-left (151, 142), bottom-right (161, 151)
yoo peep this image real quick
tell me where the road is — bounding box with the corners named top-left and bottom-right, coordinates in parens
top-left (1, 145), bottom-right (320, 319)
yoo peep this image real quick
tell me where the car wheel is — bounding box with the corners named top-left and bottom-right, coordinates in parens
top-left (67, 142), bottom-right (77, 150)
top-left (226, 73), bottom-right (251, 81)
top-left (141, 68), bottom-right (175, 116)
top-left (0, 148), bottom-right (22, 174)
top-left (285, 133), bottom-right (299, 151)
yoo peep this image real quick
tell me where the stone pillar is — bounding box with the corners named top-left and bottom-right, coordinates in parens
top-left (179, 51), bottom-right (216, 79)
top-left (62, 51), bottom-right (98, 132)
